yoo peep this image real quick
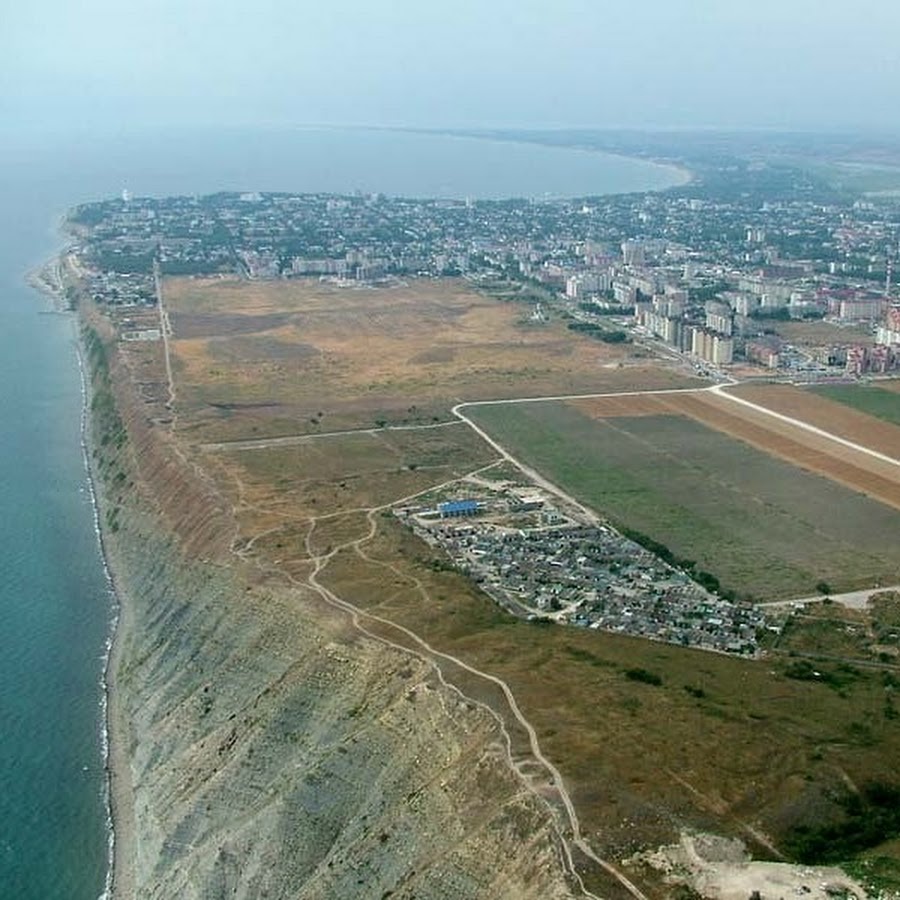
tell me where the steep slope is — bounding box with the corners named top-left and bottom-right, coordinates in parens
top-left (86, 318), bottom-right (576, 898)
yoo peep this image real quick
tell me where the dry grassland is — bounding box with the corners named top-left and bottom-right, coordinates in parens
top-left (201, 426), bottom-right (900, 876)
top-left (150, 276), bottom-right (900, 886)
top-left (164, 276), bottom-right (695, 442)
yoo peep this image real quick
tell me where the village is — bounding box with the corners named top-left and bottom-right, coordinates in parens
top-left (397, 475), bottom-right (770, 656)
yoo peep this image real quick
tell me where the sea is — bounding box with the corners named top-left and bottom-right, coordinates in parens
top-left (0, 125), bottom-right (683, 899)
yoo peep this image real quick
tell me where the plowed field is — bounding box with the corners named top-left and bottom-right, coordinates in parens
top-left (571, 388), bottom-right (900, 511)
top-left (729, 383), bottom-right (900, 457)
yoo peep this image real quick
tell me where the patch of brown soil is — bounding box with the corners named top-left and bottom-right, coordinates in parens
top-left (730, 382), bottom-right (900, 458)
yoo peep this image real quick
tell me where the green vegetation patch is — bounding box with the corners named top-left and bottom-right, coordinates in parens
top-left (466, 402), bottom-right (900, 600)
top-left (785, 782), bottom-right (900, 864)
top-left (844, 855), bottom-right (900, 898)
top-left (624, 667), bottom-right (663, 686)
top-left (811, 384), bottom-right (900, 427)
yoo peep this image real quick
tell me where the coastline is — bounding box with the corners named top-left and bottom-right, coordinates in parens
top-left (74, 340), bottom-right (122, 900)
top-left (27, 264), bottom-right (67, 311)
top-left (75, 335), bottom-right (135, 900)
top-left (33, 250), bottom-right (132, 899)
top-left (368, 124), bottom-right (695, 192)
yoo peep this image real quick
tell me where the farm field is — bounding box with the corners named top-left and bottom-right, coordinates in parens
top-left (727, 382), bottom-right (900, 459)
top-left (811, 382), bottom-right (900, 426)
top-left (467, 400), bottom-right (900, 600)
top-left (164, 276), bottom-right (696, 443)
top-left (577, 389), bottom-right (900, 510)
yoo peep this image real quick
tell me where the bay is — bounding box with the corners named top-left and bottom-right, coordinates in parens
top-left (0, 125), bottom-right (681, 899)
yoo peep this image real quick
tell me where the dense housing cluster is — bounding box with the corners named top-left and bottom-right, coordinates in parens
top-left (70, 158), bottom-right (900, 374)
top-left (400, 483), bottom-right (769, 655)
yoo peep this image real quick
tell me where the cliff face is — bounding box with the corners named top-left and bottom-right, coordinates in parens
top-left (90, 322), bottom-right (575, 898)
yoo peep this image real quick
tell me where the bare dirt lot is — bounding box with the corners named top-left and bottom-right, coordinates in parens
top-left (164, 276), bottom-right (697, 442)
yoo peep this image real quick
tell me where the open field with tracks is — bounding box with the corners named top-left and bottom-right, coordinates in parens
top-left (138, 276), bottom-right (900, 890)
top-left (566, 389), bottom-right (900, 510)
top-left (164, 276), bottom-right (694, 443)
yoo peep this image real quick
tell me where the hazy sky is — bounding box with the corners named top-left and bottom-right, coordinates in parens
top-left (5, 0), bottom-right (900, 135)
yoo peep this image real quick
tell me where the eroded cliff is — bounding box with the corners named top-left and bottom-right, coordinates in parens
top-left (86, 317), bottom-right (576, 898)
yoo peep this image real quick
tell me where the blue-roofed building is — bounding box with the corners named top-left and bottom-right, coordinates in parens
top-left (438, 499), bottom-right (480, 519)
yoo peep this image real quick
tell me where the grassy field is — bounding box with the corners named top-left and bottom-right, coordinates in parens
top-left (467, 401), bottom-right (900, 600)
top-left (812, 383), bottom-right (900, 427)
top-left (769, 318), bottom-right (874, 347)
top-left (164, 276), bottom-right (698, 443)
top-left (154, 275), bottom-right (900, 887)
top-left (321, 516), bottom-right (900, 867)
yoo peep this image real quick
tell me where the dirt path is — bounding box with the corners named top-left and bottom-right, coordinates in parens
top-left (154, 262), bottom-right (176, 417)
top-left (301, 503), bottom-right (649, 900)
top-left (222, 449), bottom-right (647, 899)
top-left (711, 383), bottom-right (900, 469)
top-left (190, 379), bottom-right (898, 898)
top-left (201, 419), bottom-right (465, 452)
top-left (760, 584), bottom-right (900, 610)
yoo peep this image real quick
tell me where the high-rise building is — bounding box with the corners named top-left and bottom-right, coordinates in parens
top-left (621, 241), bottom-right (645, 266)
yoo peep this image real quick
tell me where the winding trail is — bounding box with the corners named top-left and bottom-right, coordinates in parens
top-left (298, 496), bottom-right (649, 900)
top-left (189, 375), bottom-right (898, 897)
top-left (224, 452), bottom-right (644, 898)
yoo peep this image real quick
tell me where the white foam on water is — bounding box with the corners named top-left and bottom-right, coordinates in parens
top-left (75, 342), bottom-right (118, 900)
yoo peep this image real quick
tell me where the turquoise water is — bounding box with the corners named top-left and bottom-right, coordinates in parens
top-left (0, 126), bottom-right (680, 899)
